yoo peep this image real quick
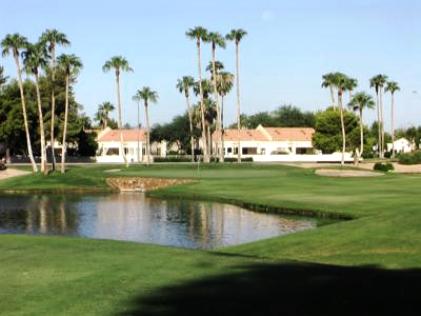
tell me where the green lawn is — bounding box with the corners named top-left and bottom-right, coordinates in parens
top-left (1, 163), bottom-right (421, 315)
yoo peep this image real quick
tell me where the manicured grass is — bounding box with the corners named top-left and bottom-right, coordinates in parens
top-left (1, 163), bottom-right (421, 315)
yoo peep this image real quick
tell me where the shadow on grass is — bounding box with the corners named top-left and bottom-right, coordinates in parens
top-left (118, 261), bottom-right (421, 316)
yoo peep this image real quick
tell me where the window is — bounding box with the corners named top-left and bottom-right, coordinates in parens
top-left (227, 147), bottom-right (232, 153)
top-left (296, 147), bottom-right (313, 155)
top-left (234, 147), bottom-right (238, 155)
top-left (242, 147), bottom-right (257, 155)
top-left (105, 148), bottom-right (119, 156)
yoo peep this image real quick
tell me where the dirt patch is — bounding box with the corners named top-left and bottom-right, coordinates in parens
top-left (359, 163), bottom-right (421, 174)
top-left (106, 177), bottom-right (193, 192)
top-left (315, 169), bottom-right (383, 177)
top-left (0, 168), bottom-right (30, 180)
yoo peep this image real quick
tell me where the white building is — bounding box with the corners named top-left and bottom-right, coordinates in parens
top-left (387, 138), bottom-right (416, 154)
top-left (96, 128), bottom-right (166, 163)
top-left (212, 125), bottom-right (353, 162)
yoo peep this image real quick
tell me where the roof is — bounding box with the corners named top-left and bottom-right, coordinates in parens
top-left (213, 126), bottom-right (314, 142)
top-left (97, 128), bottom-right (147, 142)
top-left (262, 127), bottom-right (314, 141)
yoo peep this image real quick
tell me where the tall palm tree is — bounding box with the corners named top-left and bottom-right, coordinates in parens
top-left (204, 32), bottom-right (226, 161)
top-left (176, 76), bottom-right (195, 162)
top-left (102, 56), bottom-right (133, 166)
top-left (216, 71), bottom-right (234, 158)
top-left (95, 101), bottom-right (115, 129)
top-left (321, 73), bottom-right (337, 110)
top-left (0, 65), bottom-right (8, 88)
top-left (1, 33), bottom-right (38, 172)
top-left (226, 29), bottom-right (247, 163)
top-left (370, 74), bottom-right (388, 158)
top-left (331, 72), bottom-right (349, 166)
top-left (186, 26), bottom-right (209, 162)
top-left (134, 87), bottom-right (158, 164)
top-left (57, 54), bottom-right (82, 174)
top-left (40, 29), bottom-right (70, 171)
top-left (23, 42), bottom-right (49, 174)
top-left (385, 81), bottom-right (400, 157)
top-left (345, 77), bottom-right (358, 100)
top-left (349, 92), bottom-right (375, 163)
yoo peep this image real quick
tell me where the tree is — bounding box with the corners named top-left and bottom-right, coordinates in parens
top-left (204, 32), bottom-right (226, 162)
top-left (57, 54), bottom-right (83, 173)
top-left (186, 26), bottom-right (209, 162)
top-left (226, 29), bottom-right (247, 163)
top-left (330, 72), bottom-right (350, 165)
top-left (321, 73), bottom-right (337, 110)
top-left (313, 108), bottom-right (359, 154)
top-left (370, 74), bottom-right (388, 158)
top-left (345, 77), bottom-right (358, 99)
top-left (0, 65), bottom-right (8, 88)
top-left (102, 56), bottom-right (133, 166)
top-left (133, 87), bottom-right (158, 164)
top-left (95, 101), bottom-right (115, 129)
top-left (1, 33), bottom-right (38, 172)
top-left (40, 29), bottom-right (70, 171)
top-left (349, 92), bottom-right (375, 163)
top-left (385, 81), bottom-right (400, 157)
top-left (176, 76), bottom-right (195, 162)
top-left (23, 42), bottom-right (49, 174)
top-left (216, 71), bottom-right (234, 154)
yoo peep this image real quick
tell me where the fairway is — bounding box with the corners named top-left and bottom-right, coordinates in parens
top-left (1, 163), bottom-right (421, 315)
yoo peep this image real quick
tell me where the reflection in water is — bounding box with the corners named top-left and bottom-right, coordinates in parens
top-left (0, 194), bottom-right (316, 249)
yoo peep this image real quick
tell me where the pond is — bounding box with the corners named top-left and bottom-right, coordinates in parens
top-left (0, 194), bottom-right (317, 249)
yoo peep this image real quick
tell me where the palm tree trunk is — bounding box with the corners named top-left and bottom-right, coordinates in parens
top-left (391, 92), bottom-right (395, 158)
top-left (338, 91), bottom-right (346, 166)
top-left (137, 101), bottom-right (140, 162)
top-left (13, 54), bottom-right (38, 172)
top-left (35, 73), bottom-right (48, 174)
top-left (144, 102), bottom-right (151, 165)
top-left (235, 42), bottom-right (241, 163)
top-left (50, 47), bottom-right (57, 171)
top-left (221, 96), bottom-right (225, 159)
top-left (185, 93), bottom-right (194, 162)
top-left (115, 72), bottom-right (128, 166)
top-left (376, 91), bottom-right (381, 158)
top-left (211, 44), bottom-right (223, 163)
top-left (380, 88), bottom-right (385, 158)
top-left (197, 40), bottom-right (208, 162)
top-left (359, 109), bottom-right (364, 157)
top-left (61, 75), bottom-right (69, 174)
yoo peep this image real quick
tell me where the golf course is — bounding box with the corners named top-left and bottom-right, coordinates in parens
top-left (1, 163), bottom-right (420, 315)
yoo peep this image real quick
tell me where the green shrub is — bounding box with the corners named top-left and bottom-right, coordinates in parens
top-left (154, 156), bottom-right (191, 163)
top-left (399, 151), bottom-right (421, 165)
top-left (373, 162), bottom-right (394, 172)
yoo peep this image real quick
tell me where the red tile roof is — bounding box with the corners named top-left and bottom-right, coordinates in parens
top-left (98, 129), bottom-right (146, 142)
top-left (213, 129), bottom-right (268, 141)
top-left (263, 127), bottom-right (314, 141)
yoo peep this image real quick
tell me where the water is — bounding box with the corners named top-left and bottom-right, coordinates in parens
top-left (0, 194), bottom-right (316, 249)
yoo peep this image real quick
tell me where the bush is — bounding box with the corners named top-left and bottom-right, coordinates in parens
top-left (373, 162), bottom-right (394, 172)
top-left (398, 151), bottom-right (421, 165)
top-left (154, 156), bottom-right (191, 163)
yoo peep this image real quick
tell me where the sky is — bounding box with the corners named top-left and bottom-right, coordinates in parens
top-left (1, 0), bottom-right (421, 130)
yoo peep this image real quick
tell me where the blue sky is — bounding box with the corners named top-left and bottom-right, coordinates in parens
top-left (1, 0), bottom-right (421, 130)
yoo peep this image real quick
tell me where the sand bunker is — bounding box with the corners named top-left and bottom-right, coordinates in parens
top-left (315, 169), bottom-right (384, 177)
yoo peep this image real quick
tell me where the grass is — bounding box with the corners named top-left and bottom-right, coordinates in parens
top-left (1, 163), bottom-right (421, 315)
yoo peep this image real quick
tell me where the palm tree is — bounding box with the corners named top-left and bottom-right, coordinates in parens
top-left (103, 56), bottom-right (133, 167)
top-left (40, 29), bottom-right (70, 171)
top-left (204, 32), bottom-right (226, 161)
top-left (321, 73), bottom-right (337, 110)
top-left (217, 71), bottom-right (234, 158)
top-left (1, 33), bottom-right (38, 172)
top-left (349, 92), bottom-right (375, 163)
top-left (95, 101), bottom-right (115, 129)
top-left (345, 77), bottom-right (358, 99)
top-left (57, 54), bottom-right (82, 174)
top-left (331, 72), bottom-right (349, 166)
top-left (23, 42), bottom-right (49, 174)
top-left (370, 74), bottom-right (388, 158)
top-left (133, 87), bottom-right (158, 164)
top-left (0, 65), bottom-right (8, 88)
top-left (186, 26), bottom-right (209, 162)
top-left (385, 81), bottom-right (400, 157)
top-left (176, 76), bottom-right (195, 162)
top-left (226, 29), bottom-right (247, 163)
